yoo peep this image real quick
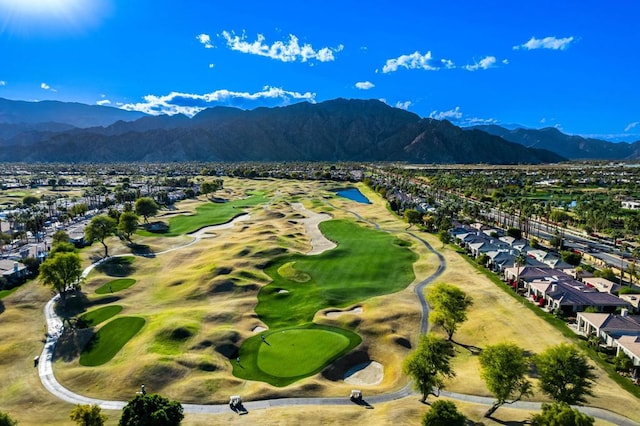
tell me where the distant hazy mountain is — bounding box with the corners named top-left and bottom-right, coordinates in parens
top-left (0, 97), bottom-right (146, 128)
top-left (0, 98), bottom-right (564, 164)
top-left (471, 124), bottom-right (640, 160)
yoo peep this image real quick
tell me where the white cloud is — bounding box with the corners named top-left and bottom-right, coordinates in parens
top-left (196, 33), bottom-right (214, 49)
top-left (96, 99), bottom-right (111, 106)
top-left (219, 31), bottom-right (342, 63)
top-left (118, 86), bottom-right (316, 116)
top-left (355, 81), bottom-right (375, 90)
top-left (395, 101), bottom-right (411, 110)
top-left (208, 63), bottom-right (215, 69)
top-left (514, 36), bottom-right (575, 51)
top-left (463, 56), bottom-right (497, 71)
top-left (624, 122), bottom-right (639, 132)
top-left (40, 82), bottom-right (56, 92)
top-left (0, 80), bottom-right (5, 86)
top-left (382, 51), bottom-right (453, 73)
top-left (430, 106), bottom-right (462, 120)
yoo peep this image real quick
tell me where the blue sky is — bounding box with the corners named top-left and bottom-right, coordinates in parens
top-left (0, 0), bottom-right (638, 141)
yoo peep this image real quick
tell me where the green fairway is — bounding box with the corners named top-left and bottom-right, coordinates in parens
top-left (78, 305), bottom-right (123, 327)
top-left (255, 219), bottom-right (417, 328)
top-left (233, 324), bottom-right (361, 386)
top-left (95, 278), bottom-right (136, 294)
top-left (140, 192), bottom-right (267, 237)
top-left (79, 317), bottom-right (145, 366)
top-left (235, 218), bottom-right (416, 385)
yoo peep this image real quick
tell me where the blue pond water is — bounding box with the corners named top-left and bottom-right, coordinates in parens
top-left (335, 188), bottom-right (371, 204)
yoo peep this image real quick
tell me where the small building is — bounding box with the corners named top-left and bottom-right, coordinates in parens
top-left (0, 259), bottom-right (28, 287)
top-left (575, 311), bottom-right (640, 346)
top-left (614, 335), bottom-right (640, 380)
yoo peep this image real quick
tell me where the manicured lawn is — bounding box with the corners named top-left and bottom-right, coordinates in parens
top-left (233, 324), bottom-right (361, 387)
top-left (79, 317), bottom-right (145, 366)
top-left (0, 286), bottom-right (19, 300)
top-left (255, 219), bottom-right (418, 328)
top-left (78, 305), bottom-right (123, 326)
top-left (95, 278), bottom-right (136, 294)
top-left (140, 192), bottom-right (268, 237)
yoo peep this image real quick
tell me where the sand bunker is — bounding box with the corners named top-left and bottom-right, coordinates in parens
top-left (277, 289), bottom-right (290, 294)
top-left (344, 361), bottom-right (384, 386)
top-left (189, 213), bottom-right (251, 238)
top-left (325, 306), bottom-right (363, 318)
top-left (290, 203), bottom-right (336, 255)
top-left (252, 326), bottom-right (267, 333)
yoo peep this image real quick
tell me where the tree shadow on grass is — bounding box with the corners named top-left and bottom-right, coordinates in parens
top-left (54, 291), bottom-right (89, 321)
top-left (94, 257), bottom-right (135, 277)
top-left (128, 243), bottom-right (155, 258)
top-left (485, 415), bottom-right (531, 425)
top-left (0, 300), bottom-right (4, 315)
top-left (451, 339), bottom-right (483, 355)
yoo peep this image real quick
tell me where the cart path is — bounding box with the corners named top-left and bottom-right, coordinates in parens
top-left (37, 209), bottom-right (639, 425)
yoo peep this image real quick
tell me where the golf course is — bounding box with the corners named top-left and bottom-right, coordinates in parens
top-left (1, 178), bottom-right (639, 425)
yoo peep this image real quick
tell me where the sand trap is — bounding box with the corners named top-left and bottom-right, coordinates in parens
top-left (344, 361), bottom-right (384, 386)
top-left (291, 203), bottom-right (336, 255)
top-left (325, 306), bottom-right (363, 318)
top-left (189, 214), bottom-right (251, 238)
top-left (277, 289), bottom-right (289, 294)
top-left (252, 326), bottom-right (267, 333)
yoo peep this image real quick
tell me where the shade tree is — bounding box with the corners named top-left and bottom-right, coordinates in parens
top-left (403, 334), bottom-right (455, 402)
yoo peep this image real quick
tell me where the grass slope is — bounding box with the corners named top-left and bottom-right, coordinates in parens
top-left (142, 192), bottom-right (268, 237)
top-left (256, 219), bottom-right (417, 328)
top-left (79, 316), bottom-right (145, 366)
top-left (78, 305), bottom-right (123, 327)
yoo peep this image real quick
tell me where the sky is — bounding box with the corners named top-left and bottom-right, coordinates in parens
top-left (0, 0), bottom-right (639, 141)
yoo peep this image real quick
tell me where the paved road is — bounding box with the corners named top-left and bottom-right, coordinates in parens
top-left (37, 209), bottom-right (639, 425)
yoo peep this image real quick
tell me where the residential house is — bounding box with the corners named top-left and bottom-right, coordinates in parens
top-left (575, 311), bottom-right (640, 346)
top-left (614, 336), bottom-right (640, 381)
top-left (0, 259), bottom-right (28, 287)
top-left (531, 281), bottom-right (630, 315)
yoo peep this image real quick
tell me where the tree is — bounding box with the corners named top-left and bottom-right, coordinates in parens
top-left (404, 209), bottom-right (422, 228)
top-left (438, 230), bottom-right (451, 247)
top-left (561, 251), bottom-right (582, 266)
top-left (50, 241), bottom-right (76, 256)
top-left (22, 195), bottom-right (39, 207)
top-left (403, 334), bottom-right (455, 402)
top-left (479, 342), bottom-right (532, 417)
top-left (427, 283), bottom-right (473, 341)
top-left (119, 394), bottom-right (183, 426)
top-left (70, 404), bottom-right (107, 426)
top-left (534, 344), bottom-right (596, 405)
top-left (52, 230), bottom-right (70, 245)
top-left (531, 402), bottom-right (594, 426)
top-left (422, 400), bottom-right (466, 426)
top-left (118, 211), bottom-right (139, 242)
top-left (134, 197), bottom-right (159, 223)
top-left (85, 215), bottom-right (117, 258)
top-left (506, 227), bottom-right (522, 240)
top-left (0, 411), bottom-right (18, 426)
top-left (39, 252), bottom-right (82, 300)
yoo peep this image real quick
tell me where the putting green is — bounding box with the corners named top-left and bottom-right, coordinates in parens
top-left (257, 329), bottom-right (349, 377)
top-left (95, 278), bottom-right (136, 294)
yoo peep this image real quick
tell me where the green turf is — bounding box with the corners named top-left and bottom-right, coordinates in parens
top-left (150, 323), bottom-right (199, 355)
top-left (95, 278), bottom-right (136, 294)
top-left (138, 192), bottom-right (268, 237)
top-left (79, 317), bottom-right (145, 366)
top-left (232, 324), bottom-right (361, 386)
top-left (255, 219), bottom-right (418, 328)
top-left (78, 305), bottom-right (123, 326)
top-left (0, 286), bottom-right (19, 300)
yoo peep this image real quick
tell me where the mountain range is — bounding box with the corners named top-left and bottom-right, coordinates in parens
top-left (0, 97), bottom-right (636, 163)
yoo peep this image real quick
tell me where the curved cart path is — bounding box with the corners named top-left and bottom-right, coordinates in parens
top-left (37, 209), bottom-right (639, 425)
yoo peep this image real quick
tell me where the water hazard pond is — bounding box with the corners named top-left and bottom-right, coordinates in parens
top-left (335, 188), bottom-right (371, 204)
